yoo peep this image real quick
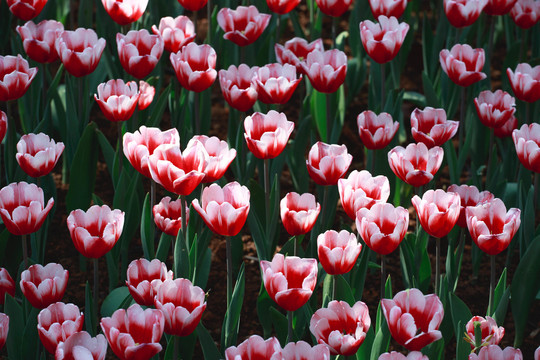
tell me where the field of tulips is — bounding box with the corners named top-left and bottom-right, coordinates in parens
top-left (1, 0), bottom-right (540, 358)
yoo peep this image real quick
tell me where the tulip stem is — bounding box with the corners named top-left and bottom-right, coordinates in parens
top-left (381, 63), bottom-right (386, 112)
top-left (93, 258), bottom-right (99, 319)
top-left (458, 86), bottom-right (466, 158)
top-left (489, 255), bottom-right (496, 314)
top-left (487, 16), bottom-right (495, 66)
top-left (293, 235), bottom-right (297, 256)
top-left (308, 0), bottom-right (314, 41)
top-left (381, 254), bottom-right (386, 300)
top-left (332, 274), bottom-right (336, 301)
top-left (526, 101), bottom-right (531, 125)
top-left (174, 335), bottom-right (180, 360)
top-left (326, 92), bottom-right (331, 142)
top-left (117, 122), bottom-right (123, 176)
top-left (370, 149), bottom-right (375, 174)
top-left (22, 234), bottom-right (28, 268)
top-left (485, 130), bottom-right (494, 189)
top-left (321, 185), bottom-right (329, 230)
top-left (194, 91), bottom-right (200, 134)
top-left (226, 236), bottom-right (233, 308)
top-left (535, 173), bottom-right (539, 209)
top-left (287, 310), bottom-right (294, 343)
top-left (181, 195), bottom-right (188, 249)
top-left (276, 15), bottom-right (281, 46)
top-left (435, 237), bottom-right (440, 296)
top-left (207, 0), bottom-right (212, 43)
top-left (264, 158), bottom-right (270, 240)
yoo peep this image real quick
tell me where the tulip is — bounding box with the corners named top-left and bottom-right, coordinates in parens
top-left (447, 184), bottom-right (494, 228)
top-left (0, 313), bottom-right (8, 350)
top-left (217, 6), bottom-right (271, 47)
top-left (154, 278), bottom-right (206, 336)
top-left (126, 258), bottom-right (173, 307)
top-left (535, 346), bottom-right (540, 360)
top-left (67, 205), bottom-right (125, 259)
top-left (381, 288), bottom-right (444, 351)
top-left (510, 0), bottom-right (540, 29)
top-left (55, 331), bottom-right (108, 360)
top-left (37, 302), bottom-right (84, 354)
top-left (177, 0), bottom-right (207, 11)
top-left (255, 63), bottom-right (302, 105)
top-left (338, 170), bottom-right (390, 220)
top-left (16, 20), bottom-right (64, 63)
top-left (468, 345), bottom-right (523, 360)
top-left (301, 49), bottom-right (347, 94)
top-left (138, 81), bottom-right (155, 110)
top-left (219, 64), bottom-right (259, 112)
top-left (152, 16), bottom-right (195, 54)
top-left (317, 230), bottom-right (361, 275)
top-left (280, 192), bottom-right (321, 236)
top-left (116, 30), bottom-right (164, 79)
top-left (0, 55), bottom-right (38, 102)
top-left (0, 268), bottom-right (15, 305)
top-left (276, 38), bottom-right (324, 75)
top-left (0, 111), bottom-right (6, 144)
top-left (369, 0), bottom-right (408, 18)
top-left (410, 107), bottom-right (459, 148)
top-left (278, 341), bottom-right (331, 360)
top-left (170, 43), bottom-right (217, 93)
top-left (266, 0), bottom-right (301, 14)
top-left (20, 263), bottom-right (68, 309)
top-left (16, 133), bottom-right (65, 178)
top-left (474, 90), bottom-right (516, 129)
top-left (101, 304), bottom-right (165, 360)
top-left (244, 111), bottom-right (294, 159)
top-left (411, 189), bottom-right (461, 239)
top-left (507, 63), bottom-right (540, 103)
top-left (512, 123), bottom-right (540, 172)
top-left (465, 316), bottom-right (504, 348)
top-left (225, 335), bottom-right (282, 359)
top-left (102, 0), bottom-right (148, 25)
top-left (379, 352), bottom-right (429, 360)
top-left (6, 0), bottom-right (47, 21)
top-left (315, 0), bottom-right (353, 17)
top-left (186, 135), bottom-right (236, 183)
top-left (444, 0), bottom-right (487, 27)
top-left (357, 110), bottom-right (399, 150)
top-left (153, 197), bottom-right (189, 238)
top-left (360, 16), bottom-right (409, 64)
top-left (484, 0), bottom-right (517, 15)
top-left (94, 79), bottom-right (140, 122)
top-left (306, 141), bottom-right (353, 186)
top-left (494, 115), bottom-right (517, 138)
top-left (310, 300), bottom-right (371, 356)
top-left (388, 143), bottom-right (444, 187)
top-left (440, 44), bottom-right (486, 87)
top-left (0, 181), bottom-right (54, 236)
top-left (55, 28), bottom-right (106, 77)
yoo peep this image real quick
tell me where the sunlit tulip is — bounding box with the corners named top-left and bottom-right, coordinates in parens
top-left (317, 230), bottom-right (361, 275)
top-left (126, 258), bottom-right (173, 307)
top-left (474, 90), bottom-right (516, 129)
top-left (16, 133), bottom-right (65, 178)
top-left (170, 43), bottom-right (217, 93)
top-left (0, 268), bottom-right (15, 305)
top-left (20, 263), bottom-right (68, 309)
top-left (379, 352), bottom-right (429, 360)
top-left (55, 331), bottom-right (108, 360)
top-left (279, 341), bottom-right (330, 360)
top-left (102, 0), bottom-right (148, 25)
top-left (16, 20), bottom-right (64, 63)
top-left (138, 81), bottom-right (155, 110)
top-left (177, 0), bottom-right (207, 11)
top-left (6, 0), bottom-right (47, 21)
top-left (447, 184), bottom-right (494, 228)
top-left (444, 0), bottom-right (487, 27)
top-left (412, 189), bottom-right (461, 238)
top-left (484, 0), bottom-right (517, 15)
top-left (301, 49), bottom-right (347, 93)
top-left (152, 16), bottom-right (195, 54)
top-left (37, 302), bottom-right (84, 354)
top-left (507, 63), bottom-right (540, 103)
top-left (357, 110), bottom-right (399, 150)
top-left (0, 313), bottom-right (8, 350)
top-left (338, 170), bottom-right (390, 220)
top-left (513, 123), bottom-right (540, 172)
top-left (316, 0), bottom-right (353, 17)
top-left (388, 142), bottom-right (444, 187)
top-left (117, 30), bottom-right (164, 79)
top-left (244, 110), bottom-right (294, 159)
top-left (94, 79), bottom-right (140, 122)
top-left (469, 345), bottom-right (523, 360)
top-left (266, 0), bottom-right (301, 14)
top-left (360, 16), bottom-right (409, 64)
top-left (440, 44), bottom-right (486, 87)
top-left (465, 316), bottom-right (504, 348)
top-left (0, 55), bottom-right (38, 102)
top-left (410, 107), bottom-right (459, 148)
top-left (276, 38), bottom-right (324, 75)
top-left (510, 0), bottom-right (540, 28)
top-left (494, 115), bottom-right (517, 138)
top-left (219, 64), bottom-right (259, 112)
top-left (186, 135), bottom-right (236, 183)
top-left (306, 141), bottom-right (352, 186)
top-left (369, 0), bottom-right (408, 18)
top-left (217, 6), bottom-right (271, 47)
top-left (55, 28), bottom-right (106, 77)
top-left (153, 197), bottom-right (188, 237)
top-left (280, 192), bottom-right (321, 236)
top-left (225, 335), bottom-right (282, 360)
top-left (261, 253), bottom-right (317, 312)
top-left (255, 63), bottom-right (301, 105)
top-left (0, 111), bottom-right (6, 144)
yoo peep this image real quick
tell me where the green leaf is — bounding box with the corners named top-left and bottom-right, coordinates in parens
top-left (149, 84), bottom-right (171, 127)
top-left (156, 233), bottom-right (173, 262)
top-left (310, 89), bottom-right (328, 142)
top-left (4, 295), bottom-right (24, 360)
top-left (488, 267), bottom-right (507, 317)
top-left (193, 247), bottom-right (212, 290)
top-left (21, 308), bottom-right (39, 360)
top-left (140, 193), bottom-right (155, 260)
top-left (174, 231), bottom-right (191, 279)
top-left (455, 320), bottom-right (470, 360)
top-left (196, 324), bottom-right (222, 359)
top-left (257, 285), bottom-right (274, 338)
top-left (100, 286), bottom-right (133, 318)
top-left (85, 281), bottom-right (96, 336)
top-left (448, 292), bottom-right (472, 344)
top-left (270, 307), bottom-right (288, 346)
top-left (370, 303), bottom-right (391, 360)
top-left (96, 129), bottom-right (116, 178)
top-left (221, 263), bottom-right (245, 350)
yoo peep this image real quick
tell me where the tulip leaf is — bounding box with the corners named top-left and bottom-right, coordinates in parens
top-left (370, 303), bottom-right (391, 360)
top-left (95, 129), bottom-right (115, 178)
top-left (21, 308), bottom-right (39, 360)
top-left (488, 267), bottom-right (507, 317)
top-left (141, 193), bottom-right (155, 260)
top-left (196, 323), bottom-right (222, 359)
top-left (84, 281), bottom-right (96, 336)
top-left (448, 292), bottom-right (472, 346)
top-left (350, 240), bottom-right (370, 300)
top-left (310, 89), bottom-right (327, 142)
top-left (421, 71), bottom-right (441, 109)
top-left (221, 263), bottom-right (245, 351)
top-left (357, 327), bottom-right (374, 360)
top-left (100, 286), bottom-right (133, 318)
top-left (270, 306), bottom-right (288, 346)
top-left (148, 83), bottom-right (171, 128)
top-left (4, 295), bottom-right (23, 360)
top-left (193, 247), bottom-right (212, 290)
top-left (174, 231), bottom-right (191, 280)
top-left (493, 287), bottom-right (510, 328)
top-left (257, 285), bottom-right (275, 338)
top-left (247, 204), bottom-right (268, 261)
top-left (156, 233), bottom-right (172, 263)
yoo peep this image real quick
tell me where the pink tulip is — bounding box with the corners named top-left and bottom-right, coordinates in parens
top-left (16, 133), bottom-right (65, 178)
top-left (301, 49), bottom-right (347, 93)
top-left (16, 20), bottom-right (64, 63)
top-left (255, 63), bottom-right (302, 105)
top-left (535, 346), bottom-right (540, 360)
top-left (507, 63), bottom-right (540, 103)
top-left (306, 141), bottom-right (353, 186)
top-left (225, 335), bottom-right (281, 359)
top-left (317, 230), bottom-right (362, 275)
top-left (277, 341), bottom-right (330, 360)
top-left (379, 352), bottom-right (429, 360)
top-left (153, 196), bottom-right (189, 237)
top-left (0, 55), bottom-right (38, 102)
top-left (192, 182), bottom-right (250, 237)
top-left (102, 0), bottom-right (148, 25)
top-left (94, 79), bottom-right (140, 122)
top-left (217, 6), bottom-right (271, 47)
top-left (465, 316), bottom-right (504, 348)
top-left (510, 0), bottom-right (540, 28)
top-left (219, 64), bottom-right (259, 112)
top-left (6, 0), bottom-right (47, 20)
top-left (138, 81), bottom-right (155, 110)
top-left (315, 0), bottom-right (353, 17)
top-left (484, 0), bottom-right (517, 15)
top-left (410, 107), bottom-right (459, 147)
top-left (412, 189), bottom-right (461, 238)
top-left (357, 110), bottom-right (399, 150)
top-left (494, 115), bottom-right (517, 138)
top-left (338, 170), bottom-right (390, 220)
top-left (55, 331), bottom-right (108, 360)
top-left (37, 302), bottom-right (84, 354)
top-left (440, 44), bottom-right (487, 87)
top-left (310, 300), bottom-right (371, 356)
top-left (126, 258), bottom-right (173, 307)
top-left (512, 123), bottom-right (540, 172)
top-left (447, 184), bottom-right (494, 228)
top-left (360, 16), bottom-right (409, 64)
top-left (186, 135), bottom-right (236, 183)
top-left (260, 253), bottom-right (317, 312)
top-left (474, 90), bottom-right (516, 129)
top-left (55, 28), bottom-right (106, 77)
top-left (177, 0), bottom-right (207, 11)
top-left (388, 142), bottom-right (444, 187)
top-left (152, 16), bottom-right (195, 54)
top-left (244, 110), bottom-right (294, 159)
top-left (20, 263), bottom-right (68, 309)
top-left (0, 111), bottom-right (6, 144)
top-left (116, 30), bottom-right (164, 79)
top-left (170, 43), bottom-right (217, 93)
top-left (469, 345), bottom-right (523, 360)
top-left (0, 313), bottom-right (8, 350)
top-left (280, 192), bottom-right (321, 236)
top-left (369, 0), bottom-right (408, 18)
top-left (276, 38), bottom-right (324, 75)
top-left (444, 0), bottom-right (487, 27)
top-left (0, 268), bottom-right (15, 305)
top-left (266, 0), bottom-right (301, 14)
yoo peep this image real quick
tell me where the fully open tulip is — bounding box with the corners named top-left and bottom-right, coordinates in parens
top-left (94, 79), bottom-right (140, 122)
top-left (412, 189), bottom-right (460, 238)
top-left (276, 38), bottom-right (324, 75)
top-left (510, 0), bottom-right (540, 28)
top-left (512, 123), bottom-right (540, 172)
top-left (217, 6), bottom-right (271, 47)
top-left (117, 30), bottom-right (164, 79)
top-left (6, 0), bottom-right (47, 20)
top-left (16, 20), bottom-right (64, 63)
top-left (484, 0), bottom-right (517, 15)
top-left (280, 192), bottom-right (321, 236)
top-left (0, 313), bottom-right (8, 350)
top-left (261, 253), bottom-right (317, 312)
top-left (388, 143), bottom-right (444, 187)
top-left (170, 43), bottom-right (217, 93)
top-left (379, 352), bottom-right (429, 360)
top-left (382, 288), bottom-right (444, 351)
top-left (0, 111), bottom-right (6, 144)
top-left (279, 341), bottom-right (331, 360)
top-left (126, 258), bottom-right (173, 306)
top-left (301, 49), bottom-right (347, 93)
top-left (0, 182), bottom-right (54, 236)
top-left (448, 184), bottom-right (494, 228)
top-left (138, 81), bottom-right (155, 110)
top-left (357, 111), bottom-right (399, 150)
top-left (20, 263), bottom-right (68, 309)
top-left (16, 133), bottom-right (65, 178)
top-left (186, 135), bottom-right (236, 183)
top-left (474, 90), bottom-right (516, 129)
top-left (444, 0), bottom-right (487, 27)
top-left (440, 44), bottom-right (486, 87)
top-left (0, 268), bottom-right (15, 305)
top-left (266, 0), bottom-right (301, 14)
top-left (338, 170), bottom-right (390, 220)
top-left (177, 0), bottom-right (207, 11)
top-left (317, 230), bottom-right (362, 275)
top-left (466, 198), bottom-right (521, 255)
top-left (219, 64), bottom-right (259, 112)
top-left (37, 302), bottom-right (84, 354)
top-left (360, 16), bottom-right (409, 64)
top-left (67, 205), bottom-right (125, 259)
top-left (316, 0), bottom-right (353, 17)
top-left (507, 63), bottom-right (540, 103)
top-left (306, 141), bottom-right (353, 186)
top-left (55, 28), bottom-right (106, 77)
top-left (410, 107), bottom-right (459, 148)
top-left (154, 278), bottom-right (206, 336)
top-left (55, 331), bottom-right (108, 360)
top-left (0, 55), bottom-right (38, 102)
top-left (465, 316), bottom-right (504, 348)
top-left (310, 300), bottom-right (371, 356)
top-left (255, 63), bottom-right (301, 105)
top-left (469, 345), bottom-right (523, 360)
top-left (244, 110), bottom-right (294, 159)
top-left (101, 304), bottom-right (164, 360)
top-left (369, 0), bottom-right (408, 18)
top-left (152, 16), bottom-right (195, 54)
top-left (102, 0), bottom-right (148, 25)
top-left (192, 182), bottom-right (250, 237)
top-left (153, 197), bottom-right (188, 237)
top-left (356, 203), bottom-right (409, 255)
top-left (225, 335), bottom-right (282, 359)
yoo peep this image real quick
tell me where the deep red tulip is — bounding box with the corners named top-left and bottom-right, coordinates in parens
top-left (266, 0), bottom-right (301, 14)
top-left (20, 263), bottom-right (68, 309)
top-left (154, 278), bottom-right (206, 336)
top-left (16, 20), bottom-right (64, 63)
top-left (244, 110), bottom-right (294, 159)
top-left (440, 44), bottom-right (486, 87)
top-left (507, 63), bottom-right (540, 103)
top-left (411, 189), bottom-right (461, 238)
top-left (275, 38), bottom-right (324, 75)
top-left (474, 90), bottom-right (516, 129)
top-left (117, 30), bottom-right (164, 79)
top-left (0, 182), bottom-right (54, 236)
top-left (186, 135), bottom-right (236, 183)
top-left (310, 300), bottom-right (371, 356)
top-left (301, 49), bottom-right (347, 93)
top-left (447, 184), bottom-right (494, 228)
top-left (382, 288), bottom-right (444, 351)
top-left (280, 192), bottom-right (321, 236)
top-left (55, 28), bottom-right (106, 77)
top-left (357, 110), bottom-right (399, 150)
top-left (219, 64), bottom-right (259, 112)
top-left (316, 0), bottom-right (353, 17)
top-left (444, 0), bottom-right (487, 27)
top-left (101, 304), bottom-right (164, 360)
top-left (6, 0), bottom-right (47, 21)
top-left (225, 335), bottom-right (282, 360)
top-left (255, 63), bottom-right (302, 105)
top-left (67, 205), bottom-right (125, 259)
top-left (379, 352), bottom-right (429, 360)
top-left (16, 133), bottom-right (64, 178)
top-left (55, 331), bottom-right (108, 360)
top-left (170, 43), bottom-right (217, 93)
top-left (369, 0), bottom-right (408, 18)
top-left (388, 142), bottom-right (444, 187)
top-left (126, 258), bottom-right (173, 307)
top-left (0, 55), bottom-right (38, 102)
top-left (153, 196), bottom-right (188, 237)
top-left (37, 302), bottom-right (84, 354)
top-left (356, 202), bottom-right (409, 255)
top-left (494, 115), bottom-right (517, 138)
top-left (465, 316), bottom-right (504, 348)
top-left (0, 111), bottom-right (6, 144)
top-left (510, 0), bottom-right (540, 28)
top-left (217, 6), bottom-right (271, 47)
top-left (101, 0), bottom-right (148, 25)
top-left (279, 341), bottom-right (330, 360)
top-left (152, 16), bottom-right (195, 54)
top-left (138, 81), bottom-right (155, 110)
top-left (338, 170), bottom-right (390, 220)
top-left (360, 16), bottom-right (409, 64)
top-left (0, 268), bottom-right (16, 305)
top-left (484, 0), bottom-right (517, 15)
top-left (513, 123), bottom-right (540, 172)
top-left (410, 107), bottom-right (459, 148)
top-left (177, 0), bottom-right (207, 11)
top-left (0, 313), bottom-right (8, 350)
top-left (317, 230), bottom-right (361, 275)
top-left (469, 345), bottom-right (523, 360)
top-left (306, 141), bottom-right (353, 186)
top-left (94, 79), bottom-right (140, 122)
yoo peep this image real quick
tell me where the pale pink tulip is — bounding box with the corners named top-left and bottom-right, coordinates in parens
top-left (360, 16), bottom-right (409, 64)
top-left (465, 316), bottom-right (504, 348)
top-left (217, 6), bottom-right (271, 46)
top-left (219, 64), bottom-right (259, 112)
top-left (275, 38), bottom-right (324, 75)
top-left (255, 63), bottom-right (301, 105)
top-left (94, 79), bottom-right (140, 122)
top-left (55, 331), bottom-right (108, 360)
top-left (225, 335), bottom-right (281, 360)
top-left (447, 184), bottom-right (494, 228)
top-left (116, 30), bottom-right (164, 79)
top-left (469, 345), bottom-right (523, 360)
top-left (0, 55), bottom-right (38, 102)
top-left (152, 16), bottom-right (195, 53)
top-left (512, 123), bottom-right (540, 172)
top-left (273, 341), bottom-right (330, 360)
top-left (170, 43), bottom-right (217, 93)
top-left (186, 135), bottom-right (236, 183)
top-left (138, 81), bottom-right (155, 110)
top-left (55, 28), bottom-right (106, 77)
top-left (301, 49), bottom-right (347, 93)
top-left (153, 196), bottom-right (189, 237)
top-left (20, 263), bottom-right (68, 309)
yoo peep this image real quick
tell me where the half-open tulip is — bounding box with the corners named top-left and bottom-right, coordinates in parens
top-left (152, 16), bottom-right (195, 53)
top-left (219, 64), bottom-right (259, 112)
top-left (279, 341), bottom-right (330, 360)
top-left (316, 0), bottom-right (353, 17)
top-left (306, 141), bottom-right (352, 186)
top-left (379, 352), bottom-right (429, 360)
top-left (468, 345), bottom-right (523, 360)
top-left (6, 0), bottom-right (47, 20)
top-left (357, 111), bottom-right (399, 150)
top-left (170, 43), bottom-right (217, 93)
top-left (20, 263), bottom-right (68, 309)
top-left (507, 63), bottom-right (540, 103)
top-left (0, 268), bottom-right (15, 305)
top-left (360, 16), bottom-right (409, 64)
top-left (217, 6), bottom-right (271, 47)
top-left (177, 0), bottom-right (207, 11)
top-left (186, 135), bottom-right (236, 183)
top-left (244, 111), bottom-right (294, 159)
top-left (474, 90), bottom-right (516, 129)
top-left (369, 0), bottom-right (408, 18)
top-left (138, 81), bottom-right (155, 110)
top-left (484, 0), bottom-right (517, 15)
top-left (16, 133), bottom-right (65, 178)
top-left (465, 316), bottom-right (504, 348)
top-left (444, 0), bottom-right (487, 27)
top-left (225, 335), bottom-right (282, 360)
top-left (16, 20), bottom-right (64, 63)
top-left (410, 107), bottom-right (459, 148)
top-left (447, 184), bottom-right (494, 228)
top-left (126, 258), bottom-right (173, 307)
top-left (55, 28), bottom-right (106, 77)
top-left (255, 63), bottom-right (301, 105)
top-left (117, 30), bottom-right (164, 79)
top-left (276, 38), bottom-right (324, 75)
top-left (388, 143), bottom-right (444, 187)
top-left (440, 44), bottom-right (486, 87)
top-left (153, 197), bottom-right (189, 237)
top-left (55, 331), bottom-right (108, 360)
top-left (512, 123), bottom-right (540, 172)
top-left (266, 0), bottom-right (301, 14)
top-left (338, 170), bottom-right (390, 220)
top-left (280, 192), bottom-right (321, 236)
top-left (317, 230), bottom-right (361, 275)
top-left (102, 0), bottom-right (148, 25)
top-left (301, 49), bottom-right (347, 93)
top-left (37, 302), bottom-right (84, 354)
top-left (0, 55), bottom-right (38, 102)
top-left (0, 313), bottom-right (8, 350)
top-left (94, 79), bottom-right (140, 122)
top-left (412, 189), bottom-right (460, 238)
top-left (510, 0), bottom-right (540, 28)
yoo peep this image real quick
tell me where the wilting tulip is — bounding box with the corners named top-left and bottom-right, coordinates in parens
top-left (94, 79), bottom-right (140, 122)
top-left (280, 192), bottom-right (321, 236)
top-left (225, 335), bottom-right (282, 359)
top-left (101, 304), bottom-right (164, 360)
top-left (484, 0), bottom-right (517, 15)
top-left (16, 133), bottom-right (65, 178)
top-left (55, 28), bottom-right (106, 77)
top-left (338, 170), bottom-right (390, 220)
top-left (177, 0), bottom-right (207, 11)
top-left (192, 182), bottom-right (250, 237)
top-left (6, 0), bottom-right (47, 21)
top-left (474, 90), bottom-right (516, 129)
top-left (117, 30), bottom-right (164, 79)
top-left (447, 184), bottom-right (494, 228)
top-left (412, 189), bottom-right (461, 238)
top-left (0, 182), bottom-right (54, 236)
top-left (466, 198), bottom-right (521, 256)
top-left (356, 203), bottom-right (409, 255)
top-left (379, 352), bottom-right (429, 360)
top-left (410, 107), bottom-right (459, 148)
top-left (255, 63), bottom-right (301, 105)
top-left (0, 268), bottom-right (15, 305)
top-left (317, 230), bottom-right (362, 275)
top-left (507, 63), bottom-right (540, 103)
top-left (126, 258), bottom-right (173, 306)
top-left (388, 143), bottom-right (444, 187)
top-left (276, 38), bottom-right (324, 75)
top-left (219, 64), bottom-right (259, 112)
top-left (301, 49), bottom-right (347, 93)
top-left (102, 0), bottom-right (148, 25)
top-left (0, 55), bottom-right (38, 102)
top-left (260, 253), bottom-right (317, 312)
top-left (310, 300), bottom-right (371, 356)
top-left (0, 111), bottom-right (6, 144)
top-left (465, 316), bottom-right (504, 348)
top-left (360, 16), bottom-right (409, 64)
top-left (266, 0), bottom-right (301, 14)
top-left (440, 44), bottom-right (486, 87)
top-left (469, 345), bottom-right (523, 360)
top-left (382, 288), bottom-right (444, 351)
top-left (16, 20), bottom-right (64, 63)
top-left (510, 0), bottom-right (540, 28)
top-left (369, 0), bottom-right (408, 18)
top-left (494, 115), bottom-right (517, 138)
top-left (170, 43), bottom-right (217, 93)
top-left (306, 141), bottom-right (353, 186)
top-left (186, 135), bottom-right (236, 183)
top-left (20, 263), bottom-right (68, 309)
top-left (512, 123), bottom-right (540, 172)
top-left (217, 6), bottom-right (271, 47)
top-left (37, 302), bottom-right (84, 354)
top-left (316, 0), bottom-right (353, 17)
top-left (244, 111), bottom-right (294, 159)
top-left (153, 197), bottom-right (187, 237)
top-left (0, 313), bottom-right (8, 350)
top-left (55, 331), bottom-right (108, 360)
top-left (357, 111), bottom-right (399, 150)
top-left (67, 205), bottom-right (125, 259)
top-left (152, 16), bottom-right (195, 54)
top-left (154, 278), bottom-right (206, 336)
top-left (138, 81), bottom-right (155, 110)
top-left (443, 0), bottom-right (487, 27)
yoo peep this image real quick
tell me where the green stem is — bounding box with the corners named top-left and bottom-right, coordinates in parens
top-left (381, 63), bottom-right (386, 111)
top-left (293, 235), bottom-right (297, 256)
top-left (326, 92), bottom-right (331, 142)
top-left (194, 91), bottom-right (200, 134)
top-left (485, 130), bottom-right (494, 189)
top-left (488, 255), bottom-right (496, 314)
top-left (117, 122), bottom-right (123, 176)
top-left (380, 254), bottom-right (386, 300)
top-left (22, 234), bottom-right (28, 268)
top-left (226, 236), bottom-right (233, 308)
top-left (93, 258), bottom-right (99, 320)
top-left (332, 274), bottom-right (336, 301)
top-left (287, 310), bottom-right (294, 343)
top-left (181, 195), bottom-right (188, 249)
top-left (264, 158), bottom-right (270, 240)
top-left (332, 16), bottom-right (337, 48)
top-left (321, 185), bottom-right (329, 231)
top-left (370, 149), bottom-right (375, 175)
top-left (435, 237), bottom-right (440, 296)
top-left (458, 86), bottom-right (466, 157)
